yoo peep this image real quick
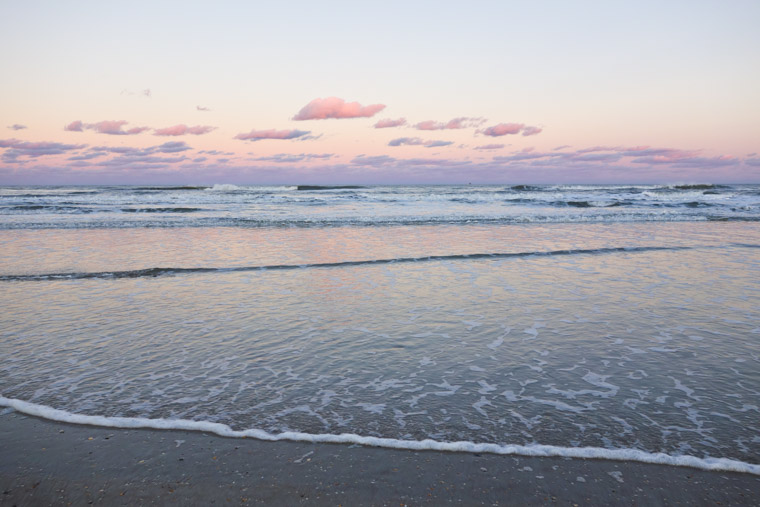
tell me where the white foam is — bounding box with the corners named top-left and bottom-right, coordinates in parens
top-left (206, 184), bottom-right (242, 192)
top-left (3, 396), bottom-right (758, 475)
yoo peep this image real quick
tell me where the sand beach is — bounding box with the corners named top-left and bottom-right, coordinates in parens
top-left (2, 411), bottom-right (759, 505)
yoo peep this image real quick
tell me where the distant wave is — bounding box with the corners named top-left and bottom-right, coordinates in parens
top-left (206, 184), bottom-right (243, 191)
top-left (120, 207), bottom-right (203, 213)
top-left (669, 184), bottom-right (726, 190)
top-left (5, 205), bottom-right (94, 213)
top-left (4, 244), bottom-right (739, 281)
top-left (297, 185), bottom-right (366, 191)
top-left (1, 396), bottom-right (757, 475)
top-left (133, 186), bottom-right (209, 191)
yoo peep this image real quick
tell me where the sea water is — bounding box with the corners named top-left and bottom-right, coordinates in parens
top-left (1, 184), bottom-right (759, 473)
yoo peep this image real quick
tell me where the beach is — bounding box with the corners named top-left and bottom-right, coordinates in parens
top-left (2, 411), bottom-right (759, 505)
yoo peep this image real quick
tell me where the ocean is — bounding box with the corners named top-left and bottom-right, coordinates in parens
top-left (1, 184), bottom-right (759, 473)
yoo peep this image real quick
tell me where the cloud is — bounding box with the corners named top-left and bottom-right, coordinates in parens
top-left (101, 155), bottom-right (187, 167)
top-left (746, 158), bottom-right (760, 167)
top-left (374, 118), bottom-right (407, 129)
top-left (293, 97), bottom-right (385, 120)
top-left (573, 153), bottom-right (622, 162)
top-left (493, 152), bottom-right (561, 163)
top-left (68, 151), bottom-right (107, 161)
top-left (89, 120), bottom-right (145, 135)
top-left (426, 140), bottom-right (454, 148)
top-left (480, 123), bottom-right (525, 136)
top-left (294, 133), bottom-right (323, 141)
top-left (0, 139), bottom-right (84, 151)
top-left (7, 124), bottom-right (27, 131)
top-left (475, 144), bottom-right (505, 150)
top-left (478, 123), bottom-right (543, 137)
top-left (196, 105), bottom-right (210, 111)
top-left (69, 141), bottom-right (192, 169)
top-left (154, 141), bottom-right (192, 153)
top-left (0, 139), bottom-right (86, 163)
top-left (521, 126), bottom-right (543, 136)
top-left (415, 117), bottom-right (483, 130)
top-left (92, 120), bottom-right (130, 134)
top-left (619, 147), bottom-right (696, 159)
top-left (351, 155), bottom-right (397, 167)
top-left (198, 149), bottom-right (234, 156)
top-left (65, 120), bottom-right (150, 135)
top-left (86, 141), bottom-right (190, 157)
top-left (388, 137), bottom-right (454, 148)
top-left (484, 144), bottom-right (744, 172)
top-left (574, 146), bottom-right (703, 162)
top-left (404, 158), bottom-right (461, 166)
top-left (90, 146), bottom-right (142, 154)
top-left (252, 153), bottom-right (334, 163)
top-left (64, 120), bottom-right (84, 132)
top-left (154, 124), bottom-right (216, 136)
top-left (631, 155), bottom-right (738, 168)
top-left (235, 129), bottom-right (311, 141)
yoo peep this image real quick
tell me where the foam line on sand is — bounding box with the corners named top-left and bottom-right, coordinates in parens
top-left (2, 396), bottom-right (758, 475)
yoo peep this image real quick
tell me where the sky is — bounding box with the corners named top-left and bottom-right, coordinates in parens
top-left (1, 0), bottom-right (759, 185)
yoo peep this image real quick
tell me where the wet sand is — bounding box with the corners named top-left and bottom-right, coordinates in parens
top-left (1, 412), bottom-right (758, 505)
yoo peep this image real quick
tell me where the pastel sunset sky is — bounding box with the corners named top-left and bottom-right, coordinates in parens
top-left (1, 0), bottom-right (759, 184)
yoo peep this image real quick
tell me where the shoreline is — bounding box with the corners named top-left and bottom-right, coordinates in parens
top-left (3, 396), bottom-right (758, 476)
top-left (2, 411), bottom-right (758, 505)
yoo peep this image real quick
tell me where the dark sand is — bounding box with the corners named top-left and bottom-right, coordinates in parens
top-left (1, 411), bottom-right (758, 505)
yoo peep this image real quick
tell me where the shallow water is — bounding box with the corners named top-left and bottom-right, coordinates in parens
top-left (2, 221), bottom-right (759, 469)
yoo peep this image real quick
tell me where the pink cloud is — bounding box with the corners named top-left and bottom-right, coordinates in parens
top-left (388, 137), bottom-right (453, 148)
top-left (64, 120), bottom-right (150, 135)
top-left (125, 126), bottom-right (151, 135)
top-left (521, 126), bottom-right (543, 136)
top-left (8, 124), bottom-right (27, 131)
top-left (415, 117), bottom-right (483, 130)
top-left (479, 123), bottom-right (543, 137)
top-left (91, 120), bottom-right (130, 135)
top-left (64, 120), bottom-right (84, 132)
top-left (481, 123), bottom-right (524, 136)
top-left (374, 118), bottom-right (407, 129)
top-left (235, 128), bottom-right (311, 141)
top-left (293, 97), bottom-right (385, 120)
top-left (154, 124), bottom-right (216, 136)
top-left (475, 144), bottom-right (505, 150)
top-left (196, 105), bottom-right (210, 111)
top-left (415, 120), bottom-right (442, 131)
